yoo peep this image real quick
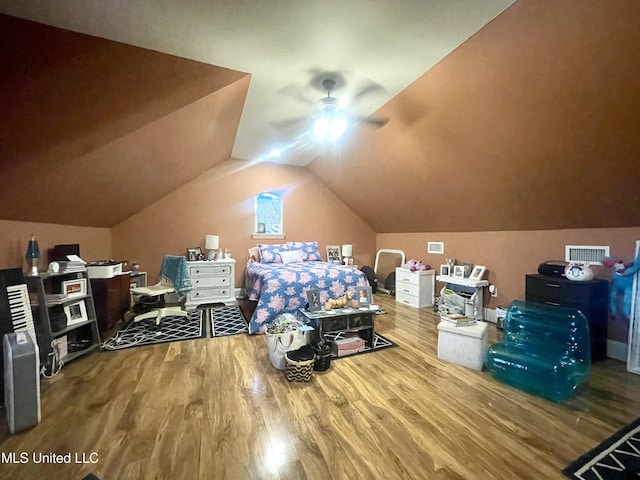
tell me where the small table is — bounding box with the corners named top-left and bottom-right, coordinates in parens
top-left (299, 307), bottom-right (376, 347)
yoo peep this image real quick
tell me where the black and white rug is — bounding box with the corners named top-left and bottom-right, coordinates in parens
top-left (102, 310), bottom-right (206, 351)
top-left (209, 306), bottom-right (248, 337)
top-left (563, 417), bottom-right (640, 479)
top-left (323, 331), bottom-right (397, 359)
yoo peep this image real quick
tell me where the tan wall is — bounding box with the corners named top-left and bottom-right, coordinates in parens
top-left (112, 160), bottom-right (377, 286)
top-left (378, 228), bottom-right (640, 342)
top-left (0, 219), bottom-right (111, 271)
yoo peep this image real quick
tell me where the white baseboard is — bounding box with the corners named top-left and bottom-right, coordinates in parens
top-left (607, 340), bottom-right (627, 362)
top-left (484, 308), bottom-right (497, 323)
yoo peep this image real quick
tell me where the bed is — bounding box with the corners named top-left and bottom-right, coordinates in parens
top-left (245, 242), bottom-right (370, 334)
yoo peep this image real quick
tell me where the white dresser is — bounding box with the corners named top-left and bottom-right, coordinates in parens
top-left (395, 268), bottom-right (435, 308)
top-left (185, 259), bottom-right (236, 309)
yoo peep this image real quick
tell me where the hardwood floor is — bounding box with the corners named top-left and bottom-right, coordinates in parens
top-left (1, 295), bottom-right (640, 480)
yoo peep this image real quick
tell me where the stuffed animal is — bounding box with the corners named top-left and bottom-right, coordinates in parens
top-left (602, 255), bottom-right (640, 317)
top-left (401, 259), bottom-right (431, 272)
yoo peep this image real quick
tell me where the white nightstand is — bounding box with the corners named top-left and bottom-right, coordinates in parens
top-left (395, 268), bottom-right (435, 308)
top-left (185, 259), bottom-right (236, 309)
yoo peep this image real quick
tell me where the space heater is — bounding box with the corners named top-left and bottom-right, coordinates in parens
top-left (3, 332), bottom-right (40, 434)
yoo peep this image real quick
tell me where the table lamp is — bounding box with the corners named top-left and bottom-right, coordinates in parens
top-left (341, 244), bottom-right (353, 265)
top-left (26, 234), bottom-right (40, 275)
top-left (205, 235), bottom-right (220, 260)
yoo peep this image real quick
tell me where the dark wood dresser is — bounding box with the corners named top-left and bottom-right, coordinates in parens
top-left (90, 273), bottom-right (131, 337)
top-left (525, 274), bottom-right (609, 362)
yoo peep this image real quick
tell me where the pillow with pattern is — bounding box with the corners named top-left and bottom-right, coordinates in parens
top-left (258, 243), bottom-right (290, 263)
top-left (287, 241), bottom-right (323, 261)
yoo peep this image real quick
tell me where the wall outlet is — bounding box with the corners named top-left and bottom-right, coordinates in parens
top-left (489, 285), bottom-right (498, 297)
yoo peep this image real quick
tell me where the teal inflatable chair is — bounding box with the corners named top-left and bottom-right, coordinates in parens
top-left (485, 300), bottom-right (590, 402)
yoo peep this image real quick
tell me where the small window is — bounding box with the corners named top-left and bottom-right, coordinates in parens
top-left (254, 192), bottom-right (283, 236)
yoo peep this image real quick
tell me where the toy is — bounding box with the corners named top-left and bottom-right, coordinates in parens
top-left (564, 263), bottom-right (594, 282)
top-left (602, 255), bottom-right (640, 317)
top-left (401, 259), bottom-right (431, 272)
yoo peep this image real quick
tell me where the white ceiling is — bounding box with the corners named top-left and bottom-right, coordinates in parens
top-left (0, 0), bottom-right (515, 166)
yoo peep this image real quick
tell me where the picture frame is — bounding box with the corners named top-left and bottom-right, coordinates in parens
top-left (326, 245), bottom-right (342, 265)
top-left (306, 288), bottom-right (321, 312)
top-left (61, 278), bottom-right (86, 299)
top-left (460, 262), bottom-right (474, 277)
top-left (470, 265), bottom-right (487, 280)
top-left (440, 265), bottom-right (450, 277)
top-left (256, 222), bottom-right (266, 234)
top-left (186, 247), bottom-right (201, 262)
top-left (64, 300), bottom-right (88, 326)
top-left (452, 265), bottom-right (466, 279)
top-left (356, 286), bottom-right (373, 307)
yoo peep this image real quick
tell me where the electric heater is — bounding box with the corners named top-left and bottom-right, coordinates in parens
top-left (3, 332), bottom-right (40, 434)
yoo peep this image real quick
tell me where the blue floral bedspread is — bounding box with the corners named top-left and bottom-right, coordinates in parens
top-left (245, 261), bottom-right (369, 334)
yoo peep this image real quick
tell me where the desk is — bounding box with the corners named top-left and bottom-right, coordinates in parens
top-left (436, 275), bottom-right (489, 321)
top-left (299, 307), bottom-right (375, 348)
top-left (91, 273), bottom-right (131, 336)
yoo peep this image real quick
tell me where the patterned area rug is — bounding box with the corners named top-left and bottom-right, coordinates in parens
top-left (102, 310), bottom-right (206, 351)
top-left (563, 417), bottom-right (640, 479)
top-left (210, 306), bottom-right (248, 337)
top-left (322, 331), bottom-right (397, 359)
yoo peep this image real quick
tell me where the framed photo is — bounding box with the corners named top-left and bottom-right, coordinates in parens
top-left (61, 278), bottom-right (86, 298)
top-left (356, 286), bottom-right (373, 307)
top-left (306, 288), bottom-right (321, 312)
top-left (256, 222), bottom-right (266, 234)
top-left (64, 300), bottom-right (88, 326)
top-left (460, 262), bottom-right (474, 277)
top-left (326, 245), bottom-right (342, 265)
top-left (452, 265), bottom-right (466, 279)
top-left (440, 265), bottom-right (450, 277)
top-left (186, 247), bottom-right (201, 262)
top-left (470, 265), bottom-right (486, 280)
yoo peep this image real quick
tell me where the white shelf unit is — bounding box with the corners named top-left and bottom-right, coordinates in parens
top-left (436, 275), bottom-right (489, 321)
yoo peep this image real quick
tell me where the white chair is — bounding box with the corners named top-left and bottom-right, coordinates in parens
top-left (130, 255), bottom-right (192, 326)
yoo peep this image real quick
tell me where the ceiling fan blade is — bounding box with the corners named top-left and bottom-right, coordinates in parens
top-left (270, 116), bottom-right (310, 133)
top-left (356, 116), bottom-right (389, 128)
top-left (277, 84), bottom-right (316, 106)
top-left (352, 80), bottom-right (386, 103)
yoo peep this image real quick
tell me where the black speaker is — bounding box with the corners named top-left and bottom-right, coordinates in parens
top-left (537, 261), bottom-right (567, 277)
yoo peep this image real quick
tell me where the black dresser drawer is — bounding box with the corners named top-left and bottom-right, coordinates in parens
top-left (525, 274), bottom-right (609, 362)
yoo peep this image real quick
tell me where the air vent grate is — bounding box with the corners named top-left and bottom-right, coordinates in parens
top-left (427, 242), bottom-right (444, 254)
top-left (565, 245), bottom-right (610, 265)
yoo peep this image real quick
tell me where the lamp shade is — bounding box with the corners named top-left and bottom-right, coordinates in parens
top-left (205, 235), bottom-right (219, 250)
top-left (26, 235), bottom-right (40, 259)
top-left (341, 244), bottom-right (353, 257)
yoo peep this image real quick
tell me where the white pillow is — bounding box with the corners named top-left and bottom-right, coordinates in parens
top-left (280, 250), bottom-right (303, 264)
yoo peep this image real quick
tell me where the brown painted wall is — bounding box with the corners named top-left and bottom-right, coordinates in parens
top-left (378, 228), bottom-right (640, 342)
top-left (0, 220), bottom-right (111, 272)
top-left (112, 160), bottom-right (377, 287)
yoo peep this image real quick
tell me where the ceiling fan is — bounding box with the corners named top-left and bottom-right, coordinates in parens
top-left (274, 73), bottom-right (389, 141)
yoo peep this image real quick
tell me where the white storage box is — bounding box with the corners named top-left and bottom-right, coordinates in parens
top-left (437, 321), bottom-right (488, 370)
top-left (86, 263), bottom-right (123, 279)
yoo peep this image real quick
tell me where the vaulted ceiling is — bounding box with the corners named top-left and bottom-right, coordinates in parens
top-left (1, 1), bottom-right (639, 232)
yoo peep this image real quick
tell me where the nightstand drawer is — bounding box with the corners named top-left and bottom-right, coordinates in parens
top-left (188, 287), bottom-right (232, 302)
top-left (192, 276), bottom-right (231, 288)
top-left (189, 265), bottom-right (232, 277)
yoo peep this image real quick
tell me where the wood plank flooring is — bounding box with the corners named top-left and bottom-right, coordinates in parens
top-left (1, 295), bottom-right (640, 480)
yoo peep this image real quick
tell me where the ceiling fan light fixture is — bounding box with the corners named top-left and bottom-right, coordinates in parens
top-left (313, 98), bottom-right (348, 140)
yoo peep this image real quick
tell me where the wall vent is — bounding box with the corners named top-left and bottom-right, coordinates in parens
top-left (427, 242), bottom-right (444, 254)
top-left (565, 245), bottom-right (610, 265)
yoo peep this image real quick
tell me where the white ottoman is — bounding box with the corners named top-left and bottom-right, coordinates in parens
top-left (437, 321), bottom-right (488, 370)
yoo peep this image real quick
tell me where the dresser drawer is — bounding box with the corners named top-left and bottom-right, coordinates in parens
top-left (396, 280), bottom-right (420, 297)
top-left (396, 290), bottom-right (419, 308)
top-left (189, 264), bottom-right (232, 277)
top-left (188, 287), bottom-right (232, 302)
top-left (192, 276), bottom-right (231, 288)
top-left (395, 269), bottom-right (421, 286)
top-left (525, 275), bottom-right (594, 304)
